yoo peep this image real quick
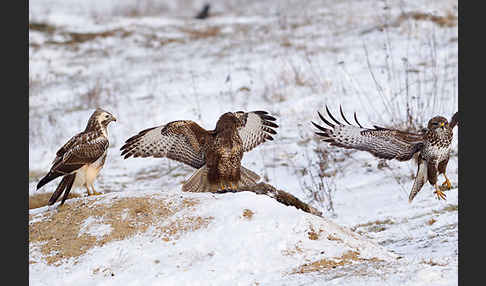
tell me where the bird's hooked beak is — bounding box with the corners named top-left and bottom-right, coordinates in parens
top-left (440, 122), bottom-right (445, 128)
top-left (111, 115), bottom-right (117, 122)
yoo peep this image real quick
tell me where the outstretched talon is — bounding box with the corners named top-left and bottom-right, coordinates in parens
top-left (434, 189), bottom-right (447, 200)
top-left (92, 190), bottom-right (103, 196)
top-left (441, 175), bottom-right (452, 191)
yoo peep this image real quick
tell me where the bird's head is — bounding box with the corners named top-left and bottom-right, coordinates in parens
top-left (84, 108), bottom-right (117, 132)
top-left (215, 112), bottom-right (240, 131)
top-left (427, 116), bottom-right (448, 132)
top-left (96, 108), bottom-right (117, 127)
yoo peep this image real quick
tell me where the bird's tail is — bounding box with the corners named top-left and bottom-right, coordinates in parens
top-left (408, 159), bottom-right (428, 203)
top-left (182, 166), bottom-right (211, 193)
top-left (48, 174), bottom-right (76, 206)
top-left (239, 166), bottom-right (261, 187)
top-left (182, 166), bottom-right (261, 193)
top-left (37, 171), bottom-right (63, 190)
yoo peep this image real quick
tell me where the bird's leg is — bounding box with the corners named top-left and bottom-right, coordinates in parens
top-left (91, 184), bottom-right (102, 195)
top-left (441, 173), bottom-right (452, 191)
top-left (433, 183), bottom-right (447, 200)
top-left (220, 181), bottom-right (226, 191)
top-left (85, 185), bottom-right (92, 196)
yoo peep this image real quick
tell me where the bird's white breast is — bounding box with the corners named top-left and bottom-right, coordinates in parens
top-left (73, 151), bottom-right (107, 187)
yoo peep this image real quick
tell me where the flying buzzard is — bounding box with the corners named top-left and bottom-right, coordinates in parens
top-left (120, 111), bottom-right (278, 193)
top-left (36, 108), bottom-right (117, 205)
top-left (312, 106), bottom-right (458, 202)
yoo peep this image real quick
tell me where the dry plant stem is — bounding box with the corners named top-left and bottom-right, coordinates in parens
top-left (211, 182), bottom-right (323, 217)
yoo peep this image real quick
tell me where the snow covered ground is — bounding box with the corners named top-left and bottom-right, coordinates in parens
top-left (29, 0), bottom-right (458, 285)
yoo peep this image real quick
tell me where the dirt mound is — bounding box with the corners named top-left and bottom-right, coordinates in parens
top-left (29, 195), bottom-right (212, 265)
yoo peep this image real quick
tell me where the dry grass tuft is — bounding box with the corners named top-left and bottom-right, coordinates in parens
top-left (29, 192), bottom-right (82, 210)
top-left (241, 209), bottom-right (254, 220)
top-left (292, 251), bottom-right (383, 274)
top-left (282, 243), bottom-right (304, 256)
top-left (30, 23), bottom-right (133, 46)
top-left (421, 258), bottom-right (447, 267)
top-left (29, 196), bottom-right (200, 265)
top-left (404, 11), bottom-right (457, 28)
top-left (326, 233), bottom-right (343, 242)
top-left (351, 219), bottom-right (395, 234)
top-left (29, 22), bottom-right (57, 33)
top-left (307, 225), bottom-right (323, 241)
top-left (363, 10), bottom-right (457, 34)
top-left (180, 26), bottom-right (221, 40)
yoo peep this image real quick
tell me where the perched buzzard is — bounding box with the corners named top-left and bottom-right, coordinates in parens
top-left (36, 108), bottom-right (117, 205)
top-left (312, 106), bottom-right (458, 202)
top-left (120, 111), bottom-right (278, 193)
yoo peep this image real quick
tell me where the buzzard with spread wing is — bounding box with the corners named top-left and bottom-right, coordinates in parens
top-left (36, 108), bottom-right (117, 205)
top-left (120, 111), bottom-right (278, 193)
top-left (312, 106), bottom-right (458, 202)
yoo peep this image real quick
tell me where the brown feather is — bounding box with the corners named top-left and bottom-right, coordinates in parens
top-left (449, 112), bottom-right (459, 129)
top-left (314, 106), bottom-right (457, 202)
top-left (122, 111), bottom-right (278, 191)
top-left (37, 109), bottom-right (113, 191)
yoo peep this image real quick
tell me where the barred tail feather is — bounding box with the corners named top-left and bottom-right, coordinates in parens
top-left (60, 174), bottom-right (76, 205)
top-left (182, 166), bottom-right (211, 193)
top-left (37, 171), bottom-right (63, 190)
top-left (48, 174), bottom-right (76, 206)
top-left (182, 166), bottom-right (261, 193)
top-left (239, 166), bottom-right (260, 187)
top-left (408, 159), bottom-right (428, 203)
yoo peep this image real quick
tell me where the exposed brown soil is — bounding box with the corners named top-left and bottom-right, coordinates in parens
top-left (362, 10), bottom-right (457, 35)
top-left (292, 251), bottom-right (383, 274)
top-left (242, 209), bottom-right (255, 220)
top-left (29, 192), bottom-right (82, 210)
top-left (179, 26), bottom-right (222, 39)
top-left (29, 196), bottom-right (211, 265)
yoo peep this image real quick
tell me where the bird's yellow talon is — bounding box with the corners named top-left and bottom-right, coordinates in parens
top-left (434, 189), bottom-right (447, 200)
top-left (441, 178), bottom-right (452, 190)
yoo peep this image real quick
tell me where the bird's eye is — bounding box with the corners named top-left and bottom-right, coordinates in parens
top-left (105, 114), bottom-right (110, 118)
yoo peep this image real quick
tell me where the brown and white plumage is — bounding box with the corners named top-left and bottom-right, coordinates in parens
top-left (120, 111), bottom-right (278, 193)
top-left (36, 108), bottom-right (117, 205)
top-left (312, 106), bottom-right (458, 202)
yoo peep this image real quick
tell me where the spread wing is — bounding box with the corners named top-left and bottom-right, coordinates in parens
top-left (312, 106), bottom-right (424, 161)
top-left (449, 111), bottom-right (459, 129)
top-left (51, 131), bottom-right (109, 174)
top-left (120, 120), bottom-right (211, 169)
top-left (234, 111), bottom-right (278, 152)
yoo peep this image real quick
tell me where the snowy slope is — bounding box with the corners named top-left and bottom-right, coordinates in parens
top-left (29, 0), bottom-right (458, 284)
top-left (30, 188), bottom-right (399, 286)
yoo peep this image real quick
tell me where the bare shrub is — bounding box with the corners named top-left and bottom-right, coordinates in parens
top-left (261, 55), bottom-right (332, 104)
top-left (80, 80), bottom-right (120, 111)
top-left (289, 137), bottom-right (341, 217)
top-left (353, 5), bottom-right (458, 132)
top-left (301, 146), bottom-right (337, 215)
